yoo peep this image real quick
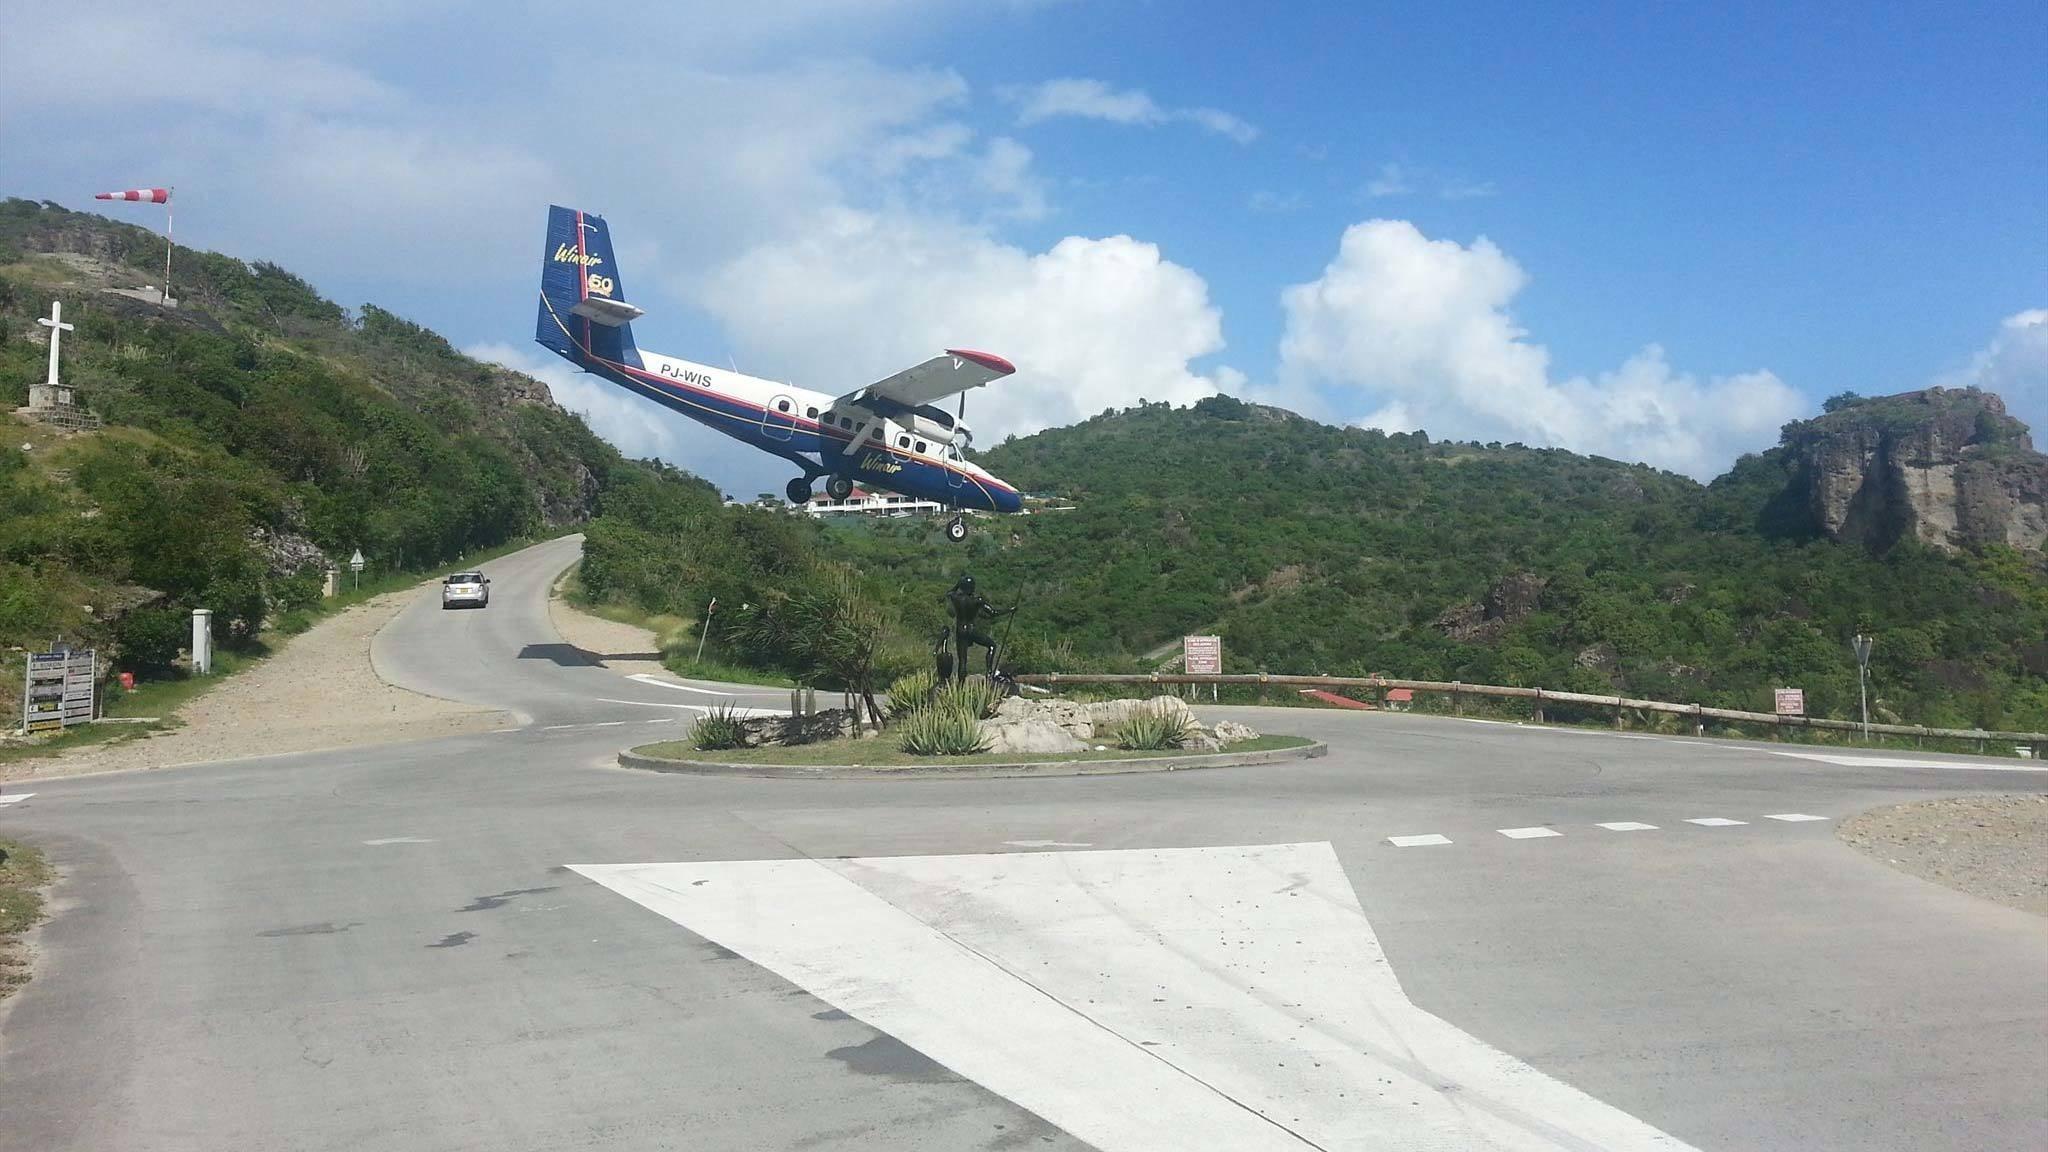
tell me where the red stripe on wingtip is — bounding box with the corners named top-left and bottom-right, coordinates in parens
top-left (947, 348), bottom-right (1015, 375)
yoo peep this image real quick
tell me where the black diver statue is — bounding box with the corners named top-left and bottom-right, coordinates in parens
top-left (943, 574), bottom-right (1016, 683)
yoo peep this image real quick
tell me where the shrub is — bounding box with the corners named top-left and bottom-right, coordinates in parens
top-left (887, 669), bottom-right (936, 717)
top-left (689, 705), bottom-right (747, 751)
top-left (896, 701), bottom-right (989, 757)
top-left (116, 606), bottom-right (187, 675)
top-left (1114, 704), bottom-right (1189, 751)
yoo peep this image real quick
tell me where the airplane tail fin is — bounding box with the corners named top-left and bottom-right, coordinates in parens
top-left (535, 205), bottom-right (642, 369)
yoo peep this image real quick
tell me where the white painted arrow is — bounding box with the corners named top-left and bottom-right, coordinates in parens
top-left (573, 843), bottom-right (1696, 1151)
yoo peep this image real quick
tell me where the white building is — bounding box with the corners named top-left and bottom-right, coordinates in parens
top-left (804, 487), bottom-right (947, 518)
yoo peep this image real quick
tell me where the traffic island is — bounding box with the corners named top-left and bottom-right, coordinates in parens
top-left (617, 734), bottom-right (1324, 780)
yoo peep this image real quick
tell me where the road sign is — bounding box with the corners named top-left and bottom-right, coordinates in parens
top-left (1183, 635), bottom-right (1222, 675)
top-left (348, 549), bottom-right (365, 573)
top-left (22, 647), bottom-right (95, 734)
top-left (1774, 687), bottom-right (1805, 716)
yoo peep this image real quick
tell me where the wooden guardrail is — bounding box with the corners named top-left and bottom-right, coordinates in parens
top-left (1014, 672), bottom-right (2048, 751)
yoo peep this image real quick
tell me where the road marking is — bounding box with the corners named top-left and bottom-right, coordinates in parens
top-left (644, 718), bottom-right (679, 724)
top-left (1684, 818), bottom-right (1747, 827)
top-left (572, 844), bottom-right (1696, 1152)
top-left (626, 673), bottom-right (749, 696)
top-left (363, 837), bottom-right (434, 846)
top-left (0, 793), bottom-right (34, 807)
top-left (1003, 840), bottom-right (1093, 848)
top-left (1596, 821), bottom-right (1658, 831)
top-left (1497, 826), bottom-right (1562, 839)
top-left (540, 724), bottom-right (578, 730)
top-left (1763, 813), bottom-right (1828, 822)
top-left (1766, 750), bottom-right (2048, 772)
top-left (596, 698), bottom-right (787, 718)
top-left (589, 721), bottom-right (627, 728)
top-left (1386, 833), bottom-right (1451, 847)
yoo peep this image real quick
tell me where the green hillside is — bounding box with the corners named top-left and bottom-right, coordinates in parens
top-left (0, 197), bottom-right (711, 701)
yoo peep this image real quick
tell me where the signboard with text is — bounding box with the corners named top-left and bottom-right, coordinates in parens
top-left (1183, 635), bottom-right (1222, 676)
top-left (22, 648), bottom-right (94, 734)
top-left (1774, 687), bottom-right (1805, 716)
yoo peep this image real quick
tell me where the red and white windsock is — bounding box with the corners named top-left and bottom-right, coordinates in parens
top-left (95, 188), bottom-right (170, 204)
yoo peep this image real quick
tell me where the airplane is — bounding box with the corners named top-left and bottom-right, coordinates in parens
top-left (534, 205), bottom-right (1023, 542)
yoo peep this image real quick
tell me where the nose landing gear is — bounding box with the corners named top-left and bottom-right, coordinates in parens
top-left (826, 475), bottom-right (855, 502)
top-left (944, 515), bottom-right (969, 543)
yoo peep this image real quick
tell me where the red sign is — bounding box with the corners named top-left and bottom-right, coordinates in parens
top-left (1774, 687), bottom-right (1805, 716)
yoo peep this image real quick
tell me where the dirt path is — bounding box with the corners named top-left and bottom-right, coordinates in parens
top-left (1840, 794), bottom-right (2048, 917)
top-left (3, 583), bottom-right (512, 782)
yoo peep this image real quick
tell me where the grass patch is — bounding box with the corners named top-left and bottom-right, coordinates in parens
top-left (0, 838), bottom-right (52, 999)
top-left (556, 561), bottom-right (798, 688)
top-left (633, 732), bottom-right (1310, 767)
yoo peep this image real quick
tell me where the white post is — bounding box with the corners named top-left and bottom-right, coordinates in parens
top-left (163, 189), bottom-right (175, 306)
top-left (1859, 664), bottom-right (1870, 742)
top-left (191, 609), bottom-right (213, 675)
top-left (34, 301), bottom-right (74, 409)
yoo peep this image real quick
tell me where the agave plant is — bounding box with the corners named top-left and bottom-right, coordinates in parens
top-left (887, 669), bottom-right (938, 718)
top-left (689, 705), bottom-right (748, 751)
top-left (936, 674), bottom-right (1006, 721)
top-left (896, 700), bottom-right (989, 756)
top-left (1113, 704), bottom-right (1189, 751)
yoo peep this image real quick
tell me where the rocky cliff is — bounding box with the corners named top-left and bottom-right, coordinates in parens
top-left (1787, 388), bottom-right (2048, 553)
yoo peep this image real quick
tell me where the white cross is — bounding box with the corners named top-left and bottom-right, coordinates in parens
top-left (37, 300), bottom-right (73, 392)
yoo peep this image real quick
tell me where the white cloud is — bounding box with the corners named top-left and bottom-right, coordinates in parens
top-left (1363, 163), bottom-right (1415, 198)
top-left (1004, 78), bottom-right (1258, 143)
top-left (697, 209), bottom-right (1232, 440)
top-left (1273, 219), bottom-right (1803, 478)
top-left (1939, 309), bottom-right (2048, 434)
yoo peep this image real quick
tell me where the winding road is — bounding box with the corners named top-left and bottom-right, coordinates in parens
top-left (3, 537), bottom-right (2045, 1150)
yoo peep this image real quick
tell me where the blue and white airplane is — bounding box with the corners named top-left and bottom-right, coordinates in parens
top-left (535, 205), bottom-right (1022, 541)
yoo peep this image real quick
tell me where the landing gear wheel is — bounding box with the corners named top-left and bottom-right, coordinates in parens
top-left (944, 515), bottom-right (969, 543)
top-left (785, 477), bottom-right (813, 504)
top-left (826, 475), bottom-right (854, 501)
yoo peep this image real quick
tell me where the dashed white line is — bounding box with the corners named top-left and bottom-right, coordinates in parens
top-left (1387, 834), bottom-right (1452, 847)
top-left (540, 724), bottom-right (577, 731)
top-left (589, 721), bottom-right (627, 728)
top-left (1764, 813), bottom-right (1828, 822)
top-left (1597, 821), bottom-right (1658, 832)
top-left (1497, 826), bottom-right (1562, 839)
top-left (644, 717), bottom-right (679, 724)
top-left (363, 837), bottom-right (434, 846)
top-left (1685, 818), bottom-right (1748, 826)
top-left (626, 673), bottom-right (746, 696)
top-left (0, 793), bottom-right (35, 807)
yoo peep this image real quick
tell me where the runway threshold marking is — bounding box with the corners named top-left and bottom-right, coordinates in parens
top-left (0, 793), bottom-right (33, 807)
top-left (1497, 826), bottom-right (1562, 839)
top-left (1763, 813), bottom-right (1828, 822)
top-left (1596, 822), bottom-right (1658, 832)
top-left (573, 843), bottom-right (1695, 1151)
top-left (1386, 833), bottom-right (1452, 847)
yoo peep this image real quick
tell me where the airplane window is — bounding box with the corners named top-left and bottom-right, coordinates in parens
top-left (915, 440), bottom-right (928, 453)
top-left (776, 400), bottom-right (789, 412)
top-left (897, 435), bottom-right (911, 448)
top-left (806, 407), bottom-right (818, 419)
top-left (841, 417), bottom-right (854, 429)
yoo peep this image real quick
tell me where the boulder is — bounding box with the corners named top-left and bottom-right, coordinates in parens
top-left (995, 695), bottom-right (1094, 739)
top-left (1213, 719), bottom-right (1259, 745)
top-left (1085, 695), bottom-right (1192, 733)
top-left (980, 717), bottom-right (1091, 755)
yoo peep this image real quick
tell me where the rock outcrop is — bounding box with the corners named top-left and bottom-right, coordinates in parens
top-left (1434, 571), bottom-right (1547, 643)
top-left (1788, 388), bottom-right (2048, 553)
top-left (981, 695), bottom-right (1259, 754)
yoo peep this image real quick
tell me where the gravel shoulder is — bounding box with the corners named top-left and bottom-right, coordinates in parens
top-left (543, 574), bottom-right (668, 678)
top-left (1840, 794), bottom-right (2048, 917)
top-left (2, 583), bottom-right (512, 782)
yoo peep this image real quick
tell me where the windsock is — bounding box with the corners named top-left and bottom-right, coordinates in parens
top-left (95, 188), bottom-right (170, 203)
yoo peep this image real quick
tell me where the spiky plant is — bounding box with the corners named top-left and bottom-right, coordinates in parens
top-left (689, 705), bottom-right (748, 751)
top-left (887, 669), bottom-right (938, 718)
top-left (896, 699), bottom-right (990, 756)
top-left (1113, 704), bottom-right (1189, 751)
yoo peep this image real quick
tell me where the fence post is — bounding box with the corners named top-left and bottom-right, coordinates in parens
top-left (1613, 699), bottom-right (1624, 730)
top-left (1693, 703), bottom-right (1704, 737)
top-left (1451, 681), bottom-right (1463, 716)
top-left (1532, 687), bottom-right (1544, 724)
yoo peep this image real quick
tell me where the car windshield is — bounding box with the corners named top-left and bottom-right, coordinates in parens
top-left (448, 573), bottom-right (483, 583)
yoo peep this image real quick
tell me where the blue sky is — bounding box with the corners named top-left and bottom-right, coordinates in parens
top-left (6, 1), bottom-right (2043, 494)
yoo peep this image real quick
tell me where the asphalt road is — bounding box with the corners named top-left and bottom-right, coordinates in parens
top-left (3, 538), bottom-right (2046, 1150)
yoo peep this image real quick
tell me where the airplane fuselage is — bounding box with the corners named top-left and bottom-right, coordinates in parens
top-left (570, 346), bottom-right (1023, 513)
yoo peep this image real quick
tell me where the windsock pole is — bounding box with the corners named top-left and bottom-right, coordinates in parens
top-left (163, 188), bottom-right (175, 305)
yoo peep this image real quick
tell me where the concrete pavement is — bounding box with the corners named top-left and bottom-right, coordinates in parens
top-left (2, 537), bottom-right (2045, 1150)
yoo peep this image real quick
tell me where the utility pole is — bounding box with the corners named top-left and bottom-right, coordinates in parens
top-left (1852, 633), bottom-right (1875, 741)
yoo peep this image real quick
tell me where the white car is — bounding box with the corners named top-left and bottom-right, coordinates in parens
top-left (441, 571), bottom-right (490, 609)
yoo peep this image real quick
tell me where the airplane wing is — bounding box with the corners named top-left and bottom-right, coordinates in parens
top-left (837, 348), bottom-right (1015, 410)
